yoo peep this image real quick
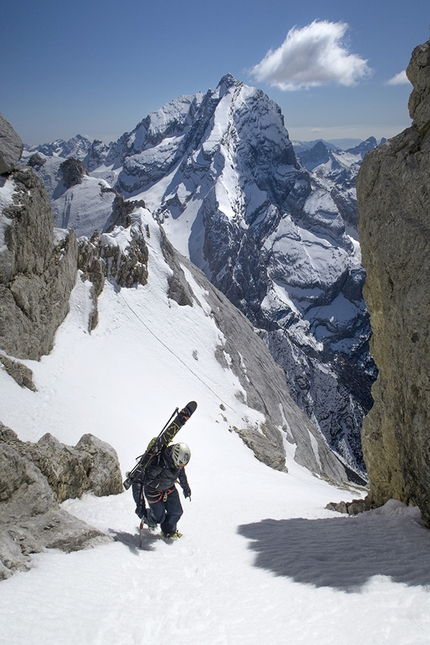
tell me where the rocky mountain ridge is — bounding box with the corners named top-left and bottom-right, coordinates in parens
top-left (24, 76), bottom-right (377, 477)
top-left (1, 116), bottom-right (350, 483)
top-left (294, 137), bottom-right (385, 230)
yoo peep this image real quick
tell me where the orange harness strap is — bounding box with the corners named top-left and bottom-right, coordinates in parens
top-left (147, 487), bottom-right (175, 504)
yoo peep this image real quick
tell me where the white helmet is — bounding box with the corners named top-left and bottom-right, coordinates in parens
top-left (171, 442), bottom-right (191, 467)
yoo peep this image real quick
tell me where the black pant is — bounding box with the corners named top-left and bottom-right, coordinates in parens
top-left (145, 486), bottom-right (183, 535)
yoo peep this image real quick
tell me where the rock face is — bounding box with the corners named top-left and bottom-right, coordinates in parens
top-left (0, 423), bottom-right (123, 580)
top-left (60, 157), bottom-right (88, 188)
top-left (0, 168), bottom-right (78, 360)
top-left (0, 114), bottom-right (23, 174)
top-left (357, 39), bottom-right (430, 525)
top-left (0, 354), bottom-right (36, 391)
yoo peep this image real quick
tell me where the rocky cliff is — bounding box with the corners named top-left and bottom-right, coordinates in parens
top-left (0, 167), bottom-right (78, 360)
top-left (357, 39), bottom-right (430, 525)
top-left (0, 114), bottom-right (23, 174)
top-left (0, 424), bottom-right (123, 579)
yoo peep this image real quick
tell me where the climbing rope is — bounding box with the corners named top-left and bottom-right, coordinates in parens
top-left (119, 290), bottom-right (236, 412)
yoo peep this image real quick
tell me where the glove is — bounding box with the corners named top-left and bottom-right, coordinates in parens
top-left (135, 505), bottom-right (146, 520)
top-left (182, 484), bottom-right (191, 500)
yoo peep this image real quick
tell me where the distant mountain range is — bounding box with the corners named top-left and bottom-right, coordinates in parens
top-left (23, 75), bottom-right (380, 476)
top-left (292, 137), bottom-right (385, 152)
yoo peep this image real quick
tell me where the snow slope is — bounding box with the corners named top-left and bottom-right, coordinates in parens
top-left (1, 214), bottom-right (429, 645)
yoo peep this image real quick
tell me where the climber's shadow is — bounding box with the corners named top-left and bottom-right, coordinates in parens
top-left (109, 528), bottom-right (159, 553)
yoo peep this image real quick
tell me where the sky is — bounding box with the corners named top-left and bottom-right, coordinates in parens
top-left (1, 0), bottom-right (429, 146)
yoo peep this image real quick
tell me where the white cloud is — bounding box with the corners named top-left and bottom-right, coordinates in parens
top-left (386, 70), bottom-right (411, 86)
top-left (251, 20), bottom-right (372, 91)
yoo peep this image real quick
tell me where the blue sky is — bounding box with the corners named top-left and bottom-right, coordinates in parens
top-left (1, 0), bottom-right (428, 146)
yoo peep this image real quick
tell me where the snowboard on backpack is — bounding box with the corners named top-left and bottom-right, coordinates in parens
top-left (123, 400), bottom-right (197, 490)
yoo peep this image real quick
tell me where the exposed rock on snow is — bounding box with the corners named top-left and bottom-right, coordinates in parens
top-left (0, 423), bottom-right (121, 580)
top-left (326, 497), bottom-right (373, 515)
top-left (27, 152), bottom-right (46, 170)
top-left (160, 229), bottom-right (195, 307)
top-left (357, 38), bottom-right (430, 526)
top-left (0, 353), bottom-right (36, 391)
top-left (60, 157), bottom-right (88, 188)
top-left (103, 193), bottom-right (147, 233)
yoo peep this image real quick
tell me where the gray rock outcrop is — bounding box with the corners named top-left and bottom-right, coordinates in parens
top-left (0, 114), bottom-right (23, 174)
top-left (0, 354), bottom-right (36, 391)
top-left (0, 423), bottom-right (123, 580)
top-left (60, 157), bottom-right (88, 188)
top-left (326, 497), bottom-right (372, 515)
top-left (76, 215), bottom-right (149, 333)
top-left (356, 39), bottom-right (430, 525)
top-left (0, 167), bottom-right (78, 360)
top-left (27, 152), bottom-right (46, 170)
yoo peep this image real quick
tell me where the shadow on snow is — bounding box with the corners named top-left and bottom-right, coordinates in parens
top-left (238, 512), bottom-right (430, 592)
top-left (109, 528), bottom-right (159, 553)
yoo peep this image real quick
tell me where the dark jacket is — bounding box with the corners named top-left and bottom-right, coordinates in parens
top-left (132, 446), bottom-right (191, 515)
top-left (143, 446), bottom-right (190, 495)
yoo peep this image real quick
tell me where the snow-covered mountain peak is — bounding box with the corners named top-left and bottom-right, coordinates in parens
top-left (215, 73), bottom-right (242, 97)
top-left (23, 76), bottom-right (374, 476)
top-left (26, 133), bottom-right (92, 160)
top-left (130, 93), bottom-right (205, 149)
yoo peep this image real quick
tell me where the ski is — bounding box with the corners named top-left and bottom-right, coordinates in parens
top-left (123, 400), bottom-right (197, 490)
